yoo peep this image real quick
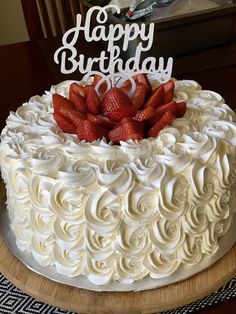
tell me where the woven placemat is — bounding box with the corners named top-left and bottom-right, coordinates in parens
top-left (0, 273), bottom-right (235, 314)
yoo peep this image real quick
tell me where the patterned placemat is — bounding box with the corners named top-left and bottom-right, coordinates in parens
top-left (0, 273), bottom-right (235, 314)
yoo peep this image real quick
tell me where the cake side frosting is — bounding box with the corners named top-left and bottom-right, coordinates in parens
top-left (0, 79), bottom-right (236, 285)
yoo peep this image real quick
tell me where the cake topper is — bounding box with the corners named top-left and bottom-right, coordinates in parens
top-left (54, 5), bottom-right (173, 96)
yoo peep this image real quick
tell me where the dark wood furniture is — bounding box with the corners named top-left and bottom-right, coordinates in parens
top-left (21, 0), bottom-right (80, 40)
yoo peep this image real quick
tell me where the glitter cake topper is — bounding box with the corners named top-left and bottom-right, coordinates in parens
top-left (54, 5), bottom-right (173, 94)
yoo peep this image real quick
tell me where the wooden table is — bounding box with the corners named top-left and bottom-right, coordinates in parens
top-left (0, 37), bottom-right (236, 313)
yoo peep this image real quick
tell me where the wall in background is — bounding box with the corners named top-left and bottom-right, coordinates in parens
top-left (0, 0), bottom-right (29, 45)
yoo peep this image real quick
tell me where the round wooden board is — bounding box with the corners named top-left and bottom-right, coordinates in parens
top-left (0, 183), bottom-right (236, 314)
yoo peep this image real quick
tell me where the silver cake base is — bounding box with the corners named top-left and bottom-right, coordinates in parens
top-left (0, 203), bottom-right (236, 292)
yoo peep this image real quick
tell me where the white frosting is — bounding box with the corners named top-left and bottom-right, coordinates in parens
top-left (0, 79), bottom-right (236, 286)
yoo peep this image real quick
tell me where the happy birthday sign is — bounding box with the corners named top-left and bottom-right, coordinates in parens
top-left (54, 5), bottom-right (173, 93)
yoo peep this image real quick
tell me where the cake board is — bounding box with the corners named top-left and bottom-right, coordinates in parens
top-left (0, 182), bottom-right (236, 314)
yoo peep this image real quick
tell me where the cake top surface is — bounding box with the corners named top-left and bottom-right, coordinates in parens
top-left (1, 79), bottom-right (236, 166)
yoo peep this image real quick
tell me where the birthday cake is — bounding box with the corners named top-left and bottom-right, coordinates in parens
top-left (0, 4), bottom-right (236, 289)
top-left (0, 75), bottom-right (236, 287)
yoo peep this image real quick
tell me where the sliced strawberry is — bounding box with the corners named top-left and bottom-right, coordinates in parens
top-left (87, 113), bottom-right (116, 130)
top-left (103, 87), bottom-right (133, 115)
top-left (53, 112), bottom-right (76, 134)
top-left (155, 101), bottom-right (187, 118)
top-left (147, 111), bottom-right (175, 138)
top-left (121, 84), bottom-right (132, 95)
top-left (120, 117), bottom-right (133, 124)
top-left (108, 124), bottom-right (124, 143)
top-left (85, 85), bottom-right (101, 115)
top-left (105, 105), bottom-right (137, 122)
top-left (147, 101), bottom-right (186, 128)
top-left (146, 112), bottom-right (164, 128)
top-left (175, 101), bottom-right (187, 118)
top-left (69, 90), bottom-right (88, 114)
top-left (53, 93), bottom-right (75, 112)
top-left (131, 83), bottom-right (146, 110)
top-left (155, 101), bottom-right (177, 116)
top-left (76, 120), bottom-right (108, 142)
top-left (133, 106), bottom-right (155, 122)
top-left (121, 118), bottom-right (145, 132)
top-left (58, 108), bottom-right (86, 126)
top-left (121, 79), bottom-right (132, 88)
top-left (108, 120), bottom-right (144, 143)
top-left (133, 74), bottom-right (152, 96)
top-left (124, 118), bottom-right (145, 133)
top-left (144, 85), bottom-right (164, 108)
top-left (123, 122), bottom-right (144, 141)
top-left (163, 80), bottom-right (175, 104)
top-left (70, 82), bottom-right (85, 98)
top-left (92, 74), bottom-right (107, 94)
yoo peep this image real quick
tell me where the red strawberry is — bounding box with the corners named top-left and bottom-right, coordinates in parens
top-left (53, 112), bottom-right (76, 134)
top-left (120, 117), bottom-right (133, 124)
top-left (175, 101), bottom-right (187, 118)
top-left (144, 85), bottom-right (164, 108)
top-left (131, 83), bottom-right (146, 110)
top-left (121, 79), bottom-right (132, 88)
top-left (92, 74), bottom-right (107, 94)
top-left (76, 120), bottom-right (108, 142)
top-left (120, 118), bottom-right (145, 131)
top-left (53, 93), bottom-right (75, 112)
top-left (108, 124), bottom-right (124, 143)
top-left (85, 85), bottom-right (101, 115)
top-left (147, 111), bottom-right (175, 138)
top-left (69, 86), bottom-right (88, 114)
top-left (146, 112), bottom-right (164, 128)
top-left (163, 80), bottom-right (175, 104)
top-left (103, 87), bottom-right (133, 115)
top-left (70, 82), bottom-right (85, 98)
top-left (123, 121), bottom-right (144, 141)
top-left (155, 101), bottom-right (177, 116)
top-left (58, 108), bottom-right (86, 126)
top-left (133, 106), bottom-right (155, 122)
top-left (87, 113), bottom-right (116, 130)
top-left (121, 118), bottom-right (145, 132)
top-left (108, 120), bottom-right (144, 143)
top-left (105, 105), bottom-right (137, 122)
top-left (133, 74), bottom-right (152, 96)
top-left (155, 101), bottom-right (187, 118)
top-left (121, 84), bottom-right (132, 95)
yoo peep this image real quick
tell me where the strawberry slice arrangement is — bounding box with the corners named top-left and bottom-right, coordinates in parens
top-left (52, 74), bottom-right (187, 143)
